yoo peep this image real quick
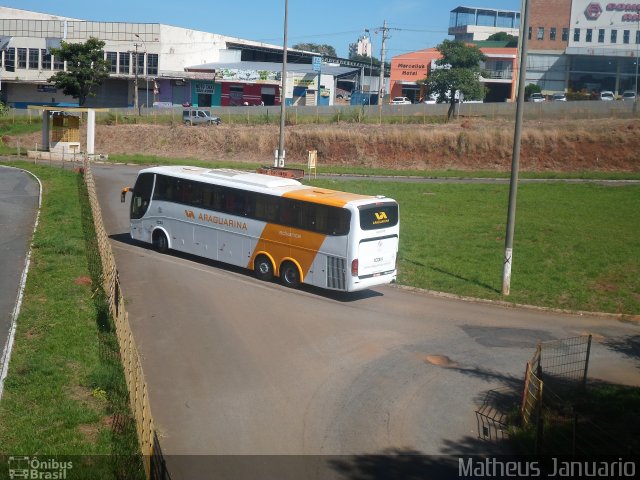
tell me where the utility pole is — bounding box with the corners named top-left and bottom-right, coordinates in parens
top-left (277, 0), bottom-right (288, 167)
top-left (378, 20), bottom-right (389, 106)
top-left (502, 0), bottom-right (530, 295)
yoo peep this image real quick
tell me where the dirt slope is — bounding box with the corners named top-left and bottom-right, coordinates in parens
top-left (11, 117), bottom-right (640, 172)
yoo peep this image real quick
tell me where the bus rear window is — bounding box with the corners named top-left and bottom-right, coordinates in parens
top-left (359, 203), bottom-right (399, 230)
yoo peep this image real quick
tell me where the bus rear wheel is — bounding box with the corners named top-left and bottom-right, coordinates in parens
top-left (153, 230), bottom-right (169, 253)
top-left (280, 261), bottom-right (301, 288)
top-left (254, 255), bottom-right (274, 281)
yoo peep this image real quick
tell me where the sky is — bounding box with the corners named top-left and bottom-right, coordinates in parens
top-left (2, 1), bottom-right (521, 58)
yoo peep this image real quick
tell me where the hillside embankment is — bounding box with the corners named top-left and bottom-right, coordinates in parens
top-left (8, 117), bottom-right (640, 172)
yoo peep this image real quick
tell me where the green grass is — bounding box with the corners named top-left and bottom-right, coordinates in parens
top-left (0, 119), bottom-right (42, 135)
top-left (510, 383), bottom-right (640, 455)
top-left (94, 108), bottom-right (449, 126)
top-left (308, 178), bottom-right (640, 315)
top-left (103, 154), bottom-right (640, 180)
top-left (0, 163), bottom-right (144, 478)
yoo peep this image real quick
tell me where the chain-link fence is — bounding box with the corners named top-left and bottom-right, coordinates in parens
top-left (514, 334), bottom-right (636, 455)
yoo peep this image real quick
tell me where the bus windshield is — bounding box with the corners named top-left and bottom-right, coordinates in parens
top-left (358, 203), bottom-right (399, 231)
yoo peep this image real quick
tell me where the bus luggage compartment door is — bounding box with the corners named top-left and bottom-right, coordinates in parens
top-left (217, 230), bottom-right (251, 267)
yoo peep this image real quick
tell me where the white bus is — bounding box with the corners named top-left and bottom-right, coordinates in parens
top-left (122, 166), bottom-right (399, 292)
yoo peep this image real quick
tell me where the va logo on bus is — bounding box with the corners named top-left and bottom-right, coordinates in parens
top-left (185, 210), bottom-right (195, 219)
top-left (373, 212), bottom-right (390, 225)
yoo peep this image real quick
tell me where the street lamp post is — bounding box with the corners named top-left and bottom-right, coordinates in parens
top-left (134, 34), bottom-right (148, 112)
top-left (635, 20), bottom-right (639, 114)
top-left (132, 43), bottom-right (139, 113)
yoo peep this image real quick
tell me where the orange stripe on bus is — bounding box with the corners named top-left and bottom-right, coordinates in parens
top-left (248, 223), bottom-right (327, 280)
top-left (283, 188), bottom-right (370, 208)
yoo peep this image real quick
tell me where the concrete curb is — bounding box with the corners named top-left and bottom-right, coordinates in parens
top-left (392, 283), bottom-right (640, 325)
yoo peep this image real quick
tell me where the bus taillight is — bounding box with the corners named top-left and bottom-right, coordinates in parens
top-left (351, 259), bottom-right (359, 276)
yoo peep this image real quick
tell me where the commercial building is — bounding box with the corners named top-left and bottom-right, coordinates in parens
top-left (389, 46), bottom-right (518, 103)
top-left (390, 5), bottom-right (519, 104)
top-left (528, 0), bottom-right (640, 95)
top-left (390, 1), bottom-right (640, 103)
top-left (0, 7), bottom-right (362, 108)
top-left (448, 5), bottom-right (520, 41)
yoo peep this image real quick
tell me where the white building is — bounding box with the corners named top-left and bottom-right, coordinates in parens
top-left (0, 7), bottom-right (361, 108)
top-left (349, 35), bottom-right (372, 58)
top-left (565, 0), bottom-right (640, 94)
top-left (448, 6), bottom-right (520, 41)
top-left (522, 0), bottom-right (640, 95)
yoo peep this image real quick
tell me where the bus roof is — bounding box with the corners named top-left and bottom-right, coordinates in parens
top-left (139, 166), bottom-right (391, 208)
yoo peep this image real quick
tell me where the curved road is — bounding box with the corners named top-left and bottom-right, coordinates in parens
top-left (92, 164), bottom-right (640, 478)
top-left (0, 166), bottom-right (39, 392)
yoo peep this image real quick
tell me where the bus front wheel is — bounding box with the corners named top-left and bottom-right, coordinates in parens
top-left (280, 261), bottom-right (301, 288)
top-left (254, 255), bottom-right (274, 281)
top-left (153, 230), bottom-right (169, 253)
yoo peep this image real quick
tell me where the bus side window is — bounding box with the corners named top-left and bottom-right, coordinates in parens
top-left (327, 208), bottom-right (350, 236)
top-left (212, 187), bottom-right (223, 211)
top-left (254, 193), bottom-right (267, 220)
top-left (243, 192), bottom-right (256, 217)
top-left (315, 205), bottom-right (328, 233)
top-left (279, 199), bottom-right (293, 225)
top-left (224, 191), bottom-right (236, 213)
top-left (155, 176), bottom-right (175, 202)
top-left (200, 184), bottom-right (213, 208)
top-left (298, 203), bottom-right (316, 231)
top-left (190, 182), bottom-right (203, 206)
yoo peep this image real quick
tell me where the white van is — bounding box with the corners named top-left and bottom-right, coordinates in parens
top-left (182, 108), bottom-right (221, 126)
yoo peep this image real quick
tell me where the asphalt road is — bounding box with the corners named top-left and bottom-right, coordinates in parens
top-left (0, 166), bottom-right (39, 388)
top-left (92, 164), bottom-right (640, 479)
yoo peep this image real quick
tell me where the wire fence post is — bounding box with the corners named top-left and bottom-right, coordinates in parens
top-left (582, 334), bottom-right (592, 389)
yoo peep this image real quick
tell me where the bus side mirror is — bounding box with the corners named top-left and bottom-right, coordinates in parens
top-left (121, 187), bottom-right (131, 203)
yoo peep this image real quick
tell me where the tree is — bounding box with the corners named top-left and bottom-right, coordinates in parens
top-left (48, 37), bottom-right (110, 106)
top-left (349, 53), bottom-right (381, 65)
top-left (292, 43), bottom-right (337, 57)
top-left (486, 32), bottom-right (519, 47)
top-left (524, 83), bottom-right (542, 101)
top-left (422, 40), bottom-right (487, 121)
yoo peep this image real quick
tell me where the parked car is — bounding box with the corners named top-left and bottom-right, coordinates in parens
top-left (599, 90), bottom-right (615, 101)
top-left (390, 96), bottom-right (412, 105)
top-left (622, 90), bottom-right (637, 102)
top-left (182, 108), bottom-right (221, 125)
top-left (528, 92), bottom-right (545, 103)
top-left (552, 92), bottom-right (567, 102)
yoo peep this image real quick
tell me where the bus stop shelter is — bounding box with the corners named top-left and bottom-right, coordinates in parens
top-left (27, 106), bottom-right (108, 159)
